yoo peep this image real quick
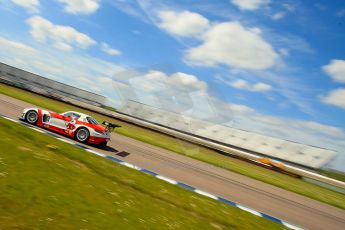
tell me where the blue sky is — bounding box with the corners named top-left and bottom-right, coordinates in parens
top-left (0, 0), bottom-right (345, 170)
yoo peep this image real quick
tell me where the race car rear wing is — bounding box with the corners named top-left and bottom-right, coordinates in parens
top-left (102, 121), bottom-right (121, 132)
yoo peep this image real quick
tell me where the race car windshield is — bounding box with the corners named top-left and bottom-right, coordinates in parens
top-left (63, 112), bottom-right (81, 120)
top-left (87, 117), bottom-right (99, 125)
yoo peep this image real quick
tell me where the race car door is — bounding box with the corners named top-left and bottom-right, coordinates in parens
top-left (47, 112), bottom-right (70, 134)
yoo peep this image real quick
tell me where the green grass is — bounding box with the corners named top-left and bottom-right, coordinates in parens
top-left (321, 169), bottom-right (345, 183)
top-left (0, 117), bottom-right (285, 229)
top-left (1, 83), bottom-right (345, 210)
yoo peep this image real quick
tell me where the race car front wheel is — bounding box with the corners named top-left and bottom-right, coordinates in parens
top-left (25, 110), bottom-right (38, 124)
top-left (75, 128), bottom-right (89, 143)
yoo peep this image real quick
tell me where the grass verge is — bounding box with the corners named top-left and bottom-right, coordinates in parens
top-left (1, 83), bottom-right (345, 210)
top-left (321, 170), bottom-right (345, 183)
top-left (0, 117), bottom-right (285, 229)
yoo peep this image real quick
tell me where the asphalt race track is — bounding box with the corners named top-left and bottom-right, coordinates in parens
top-left (1, 93), bottom-right (345, 230)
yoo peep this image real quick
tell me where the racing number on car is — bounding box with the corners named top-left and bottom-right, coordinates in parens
top-left (65, 119), bottom-right (76, 136)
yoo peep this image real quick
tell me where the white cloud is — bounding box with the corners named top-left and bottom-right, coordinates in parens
top-left (158, 10), bottom-right (210, 37)
top-left (129, 70), bottom-right (207, 93)
top-left (171, 72), bottom-right (207, 91)
top-left (255, 115), bottom-right (283, 125)
top-left (223, 103), bottom-right (255, 113)
top-left (26, 15), bottom-right (96, 51)
top-left (322, 59), bottom-right (345, 83)
top-left (185, 22), bottom-right (278, 70)
top-left (100, 68), bottom-right (213, 113)
top-left (0, 36), bottom-right (37, 53)
top-left (252, 82), bottom-right (272, 91)
top-left (248, 27), bottom-right (262, 34)
top-left (230, 79), bottom-right (248, 89)
top-left (231, 0), bottom-right (270, 11)
top-left (228, 79), bottom-right (272, 92)
top-left (111, 68), bottom-right (207, 91)
top-left (271, 12), bottom-right (286, 20)
top-left (100, 42), bottom-right (121, 56)
top-left (106, 68), bottom-right (252, 122)
top-left (271, 34), bottom-right (314, 55)
top-left (0, 36), bottom-right (124, 96)
top-left (220, 69), bottom-right (318, 116)
top-left (294, 120), bottom-right (345, 137)
top-left (11, 0), bottom-right (39, 13)
top-left (58, 0), bottom-right (100, 14)
top-left (53, 41), bottom-right (73, 51)
top-left (322, 88), bottom-right (345, 109)
top-left (255, 115), bottom-right (345, 137)
top-left (282, 3), bottom-right (295, 12)
top-left (108, 0), bottom-right (150, 23)
top-left (156, 9), bottom-right (277, 71)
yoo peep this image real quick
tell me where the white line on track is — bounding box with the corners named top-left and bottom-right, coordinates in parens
top-left (85, 149), bottom-right (106, 157)
top-left (30, 127), bottom-right (46, 133)
top-left (237, 205), bottom-right (262, 217)
top-left (194, 189), bottom-right (218, 200)
top-left (156, 175), bottom-right (178, 184)
top-left (120, 162), bottom-right (141, 170)
top-left (2, 116), bottom-right (19, 123)
top-left (56, 138), bottom-right (75, 145)
top-left (283, 222), bottom-right (304, 230)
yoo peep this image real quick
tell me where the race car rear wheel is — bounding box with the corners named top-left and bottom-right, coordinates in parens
top-left (25, 110), bottom-right (38, 124)
top-left (75, 128), bottom-right (89, 143)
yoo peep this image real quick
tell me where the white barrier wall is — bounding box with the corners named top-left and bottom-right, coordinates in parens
top-left (0, 62), bottom-right (106, 106)
top-left (119, 100), bottom-right (336, 169)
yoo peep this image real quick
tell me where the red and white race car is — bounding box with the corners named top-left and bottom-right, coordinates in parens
top-left (20, 108), bottom-right (117, 147)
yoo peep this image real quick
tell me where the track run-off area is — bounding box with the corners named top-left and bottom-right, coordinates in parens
top-left (1, 93), bottom-right (345, 229)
